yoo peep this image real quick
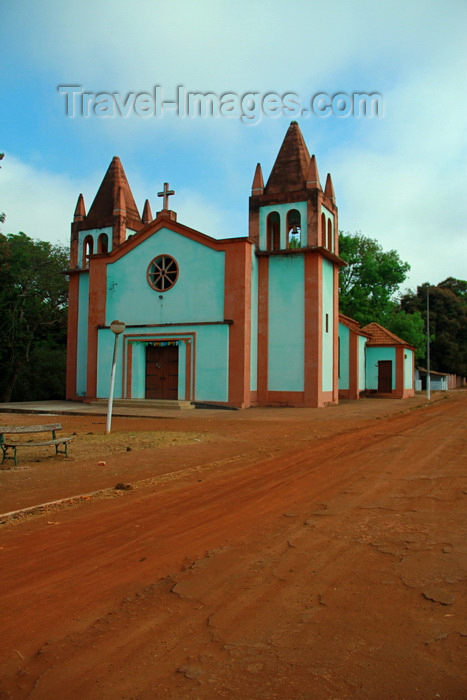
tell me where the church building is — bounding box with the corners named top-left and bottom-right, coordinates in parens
top-left (66, 122), bottom-right (414, 408)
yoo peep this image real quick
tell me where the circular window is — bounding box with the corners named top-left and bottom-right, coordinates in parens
top-left (147, 255), bottom-right (179, 292)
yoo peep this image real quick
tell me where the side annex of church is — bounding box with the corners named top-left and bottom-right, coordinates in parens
top-left (66, 122), bottom-right (415, 408)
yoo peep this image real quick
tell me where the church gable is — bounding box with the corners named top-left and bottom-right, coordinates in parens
top-left (105, 226), bottom-right (226, 327)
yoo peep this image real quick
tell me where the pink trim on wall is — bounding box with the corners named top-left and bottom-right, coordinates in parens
top-left (86, 258), bottom-right (107, 399)
top-left (223, 239), bottom-right (252, 408)
top-left (257, 256), bottom-right (269, 405)
top-left (304, 252), bottom-right (322, 406)
top-left (122, 332), bottom-right (195, 401)
top-left (66, 272), bottom-right (80, 399)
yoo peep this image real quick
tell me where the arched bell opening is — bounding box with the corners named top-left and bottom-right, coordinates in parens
top-left (97, 233), bottom-right (109, 254)
top-left (83, 235), bottom-right (94, 268)
top-left (266, 212), bottom-right (280, 251)
top-left (287, 209), bottom-right (301, 249)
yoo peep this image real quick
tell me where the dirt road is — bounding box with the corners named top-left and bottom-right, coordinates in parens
top-left (0, 393), bottom-right (466, 699)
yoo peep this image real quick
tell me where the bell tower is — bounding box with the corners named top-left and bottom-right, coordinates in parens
top-left (67, 157), bottom-right (143, 401)
top-left (249, 121), bottom-right (343, 407)
top-left (249, 121), bottom-right (338, 253)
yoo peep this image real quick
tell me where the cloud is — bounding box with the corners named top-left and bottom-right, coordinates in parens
top-left (171, 189), bottom-right (243, 240)
top-left (1, 0), bottom-right (466, 292)
top-left (333, 60), bottom-right (467, 291)
top-left (6, 0), bottom-right (464, 94)
top-left (0, 154), bottom-right (245, 249)
top-left (1, 155), bottom-right (77, 246)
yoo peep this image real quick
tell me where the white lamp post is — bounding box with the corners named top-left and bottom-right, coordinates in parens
top-left (106, 320), bottom-right (126, 434)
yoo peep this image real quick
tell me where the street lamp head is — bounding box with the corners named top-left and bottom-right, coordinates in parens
top-left (110, 320), bottom-right (126, 335)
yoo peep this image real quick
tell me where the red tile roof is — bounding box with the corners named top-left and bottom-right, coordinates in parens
top-left (339, 313), bottom-right (360, 329)
top-left (338, 313), bottom-right (372, 336)
top-left (361, 322), bottom-right (414, 347)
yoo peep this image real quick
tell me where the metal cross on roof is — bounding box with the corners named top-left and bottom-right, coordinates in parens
top-left (157, 182), bottom-right (175, 210)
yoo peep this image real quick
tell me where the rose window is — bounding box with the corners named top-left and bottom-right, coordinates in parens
top-left (147, 255), bottom-right (179, 292)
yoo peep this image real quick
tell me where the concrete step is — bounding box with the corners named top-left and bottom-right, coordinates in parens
top-left (92, 399), bottom-right (196, 410)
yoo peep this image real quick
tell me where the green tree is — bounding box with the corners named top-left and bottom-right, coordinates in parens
top-left (401, 280), bottom-right (467, 377)
top-left (338, 231), bottom-right (430, 357)
top-left (339, 231), bottom-right (410, 326)
top-left (0, 153), bottom-right (5, 227)
top-left (438, 276), bottom-right (467, 301)
top-left (0, 232), bottom-right (69, 402)
top-left (384, 309), bottom-right (426, 362)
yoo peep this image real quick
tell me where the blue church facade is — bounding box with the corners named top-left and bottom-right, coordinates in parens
top-left (66, 123), bottom-right (415, 408)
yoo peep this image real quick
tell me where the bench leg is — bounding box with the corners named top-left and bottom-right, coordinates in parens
top-left (54, 442), bottom-right (69, 458)
top-left (1, 446), bottom-right (17, 466)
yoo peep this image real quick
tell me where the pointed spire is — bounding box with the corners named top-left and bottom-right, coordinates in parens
top-left (113, 186), bottom-right (126, 216)
top-left (306, 155), bottom-right (321, 190)
top-left (73, 193), bottom-right (86, 221)
top-left (324, 173), bottom-right (336, 202)
top-left (85, 156), bottom-right (142, 230)
top-left (112, 184), bottom-right (127, 247)
top-left (251, 163), bottom-right (264, 195)
top-left (264, 121), bottom-right (311, 195)
top-left (142, 198), bottom-right (153, 224)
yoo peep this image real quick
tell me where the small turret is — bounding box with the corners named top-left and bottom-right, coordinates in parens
top-left (142, 198), bottom-right (153, 224)
top-left (73, 193), bottom-right (86, 221)
top-left (324, 173), bottom-right (336, 203)
top-left (251, 163), bottom-right (264, 195)
top-left (306, 155), bottom-right (321, 190)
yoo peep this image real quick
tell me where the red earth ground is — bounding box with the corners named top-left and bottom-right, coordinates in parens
top-left (0, 392), bottom-right (466, 699)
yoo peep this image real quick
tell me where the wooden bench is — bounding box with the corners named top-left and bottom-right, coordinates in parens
top-left (0, 423), bottom-right (74, 466)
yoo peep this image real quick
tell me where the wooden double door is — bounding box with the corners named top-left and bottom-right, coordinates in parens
top-left (145, 345), bottom-right (179, 400)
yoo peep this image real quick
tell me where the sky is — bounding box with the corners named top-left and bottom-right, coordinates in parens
top-left (1, 0), bottom-right (466, 294)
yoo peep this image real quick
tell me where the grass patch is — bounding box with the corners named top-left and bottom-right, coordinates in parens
top-left (3, 430), bottom-right (209, 464)
top-left (71, 430), bottom-right (209, 460)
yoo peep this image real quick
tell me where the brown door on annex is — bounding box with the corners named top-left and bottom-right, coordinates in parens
top-left (145, 345), bottom-right (179, 400)
top-left (377, 360), bottom-right (392, 393)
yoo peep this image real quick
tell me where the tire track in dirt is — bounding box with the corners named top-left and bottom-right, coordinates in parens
top-left (0, 393), bottom-right (466, 698)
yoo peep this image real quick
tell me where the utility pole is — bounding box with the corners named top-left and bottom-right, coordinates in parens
top-left (426, 287), bottom-right (431, 400)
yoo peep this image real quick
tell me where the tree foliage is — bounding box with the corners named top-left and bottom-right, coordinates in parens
top-left (339, 231), bottom-right (410, 326)
top-left (384, 309), bottom-right (426, 361)
top-left (0, 153), bottom-right (5, 227)
top-left (0, 232), bottom-right (69, 402)
top-left (438, 276), bottom-right (467, 301)
top-left (338, 231), bottom-right (430, 359)
top-left (401, 279), bottom-right (467, 377)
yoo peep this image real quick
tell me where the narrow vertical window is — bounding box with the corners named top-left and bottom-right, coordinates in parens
top-left (326, 313), bottom-right (329, 333)
top-left (327, 219), bottom-right (333, 251)
top-left (321, 213), bottom-right (326, 247)
top-left (83, 235), bottom-right (93, 267)
top-left (338, 336), bottom-right (341, 378)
